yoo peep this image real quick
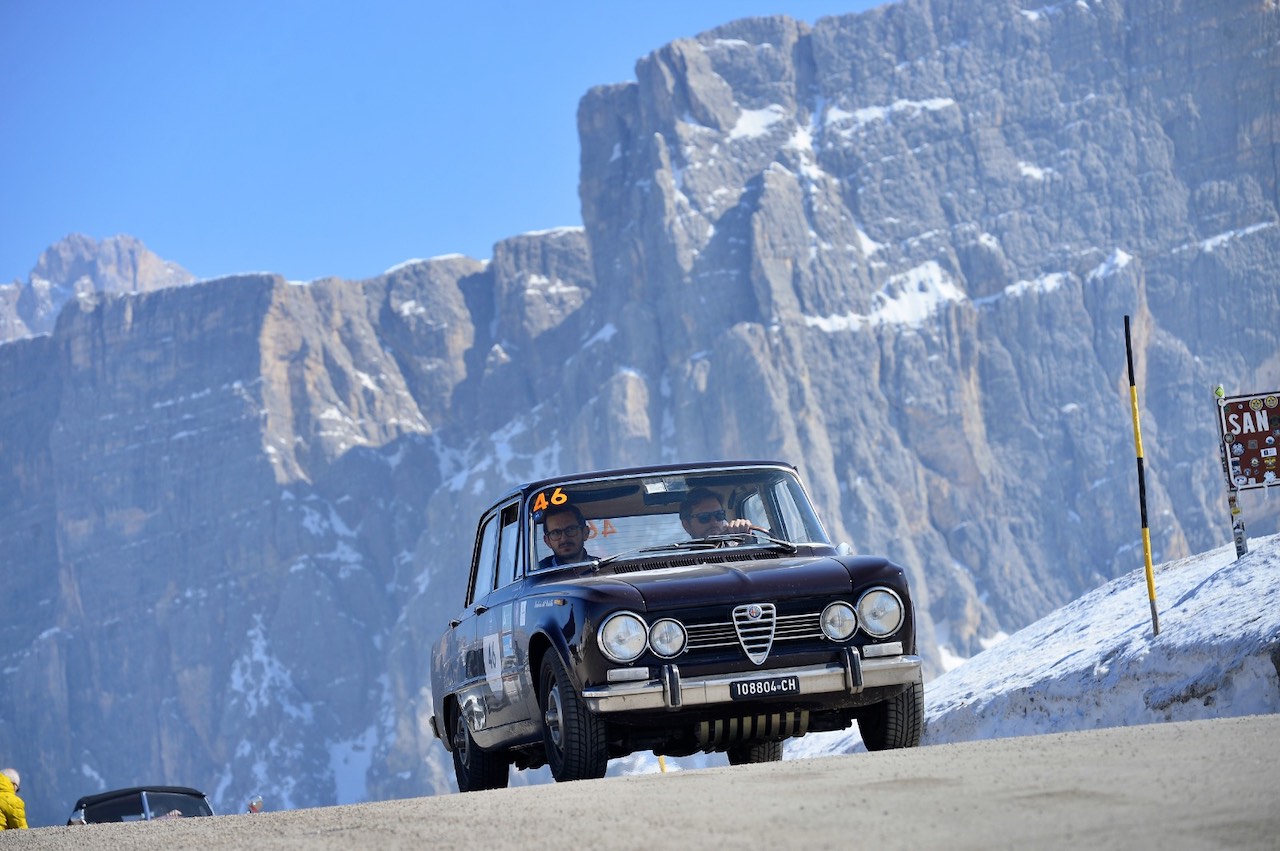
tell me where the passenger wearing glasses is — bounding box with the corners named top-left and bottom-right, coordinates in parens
top-left (679, 487), bottom-right (754, 540)
top-left (539, 504), bottom-right (595, 568)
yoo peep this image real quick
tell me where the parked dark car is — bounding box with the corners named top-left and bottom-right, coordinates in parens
top-left (67, 786), bottom-right (214, 823)
top-left (430, 460), bottom-right (924, 791)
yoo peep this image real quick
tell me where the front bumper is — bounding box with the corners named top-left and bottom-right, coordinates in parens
top-left (581, 648), bottom-right (922, 713)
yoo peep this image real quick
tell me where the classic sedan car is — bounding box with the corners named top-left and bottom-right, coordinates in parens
top-left (430, 461), bottom-right (923, 791)
top-left (67, 786), bottom-right (214, 823)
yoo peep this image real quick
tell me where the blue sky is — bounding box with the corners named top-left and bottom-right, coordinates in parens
top-left (2, 1), bottom-right (883, 284)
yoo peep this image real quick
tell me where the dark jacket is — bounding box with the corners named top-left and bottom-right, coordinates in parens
top-left (538, 550), bottom-right (594, 569)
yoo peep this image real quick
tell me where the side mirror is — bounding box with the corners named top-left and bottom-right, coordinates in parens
top-left (246, 796), bottom-right (264, 814)
top-left (836, 542), bottom-right (853, 556)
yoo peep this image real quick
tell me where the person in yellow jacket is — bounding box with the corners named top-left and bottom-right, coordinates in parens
top-left (0, 768), bottom-right (27, 829)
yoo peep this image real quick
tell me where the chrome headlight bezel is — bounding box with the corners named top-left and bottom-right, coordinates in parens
top-left (821, 601), bottom-right (858, 641)
top-left (598, 611), bottom-right (649, 662)
top-left (857, 587), bottom-right (905, 638)
top-left (648, 618), bottom-right (688, 658)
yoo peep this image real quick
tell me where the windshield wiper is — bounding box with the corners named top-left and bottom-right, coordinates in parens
top-left (595, 540), bottom-right (718, 569)
top-left (733, 528), bottom-right (799, 554)
top-left (594, 531), bottom-right (797, 569)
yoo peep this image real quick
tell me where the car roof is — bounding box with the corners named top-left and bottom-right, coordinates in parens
top-left (513, 459), bottom-right (797, 502)
top-left (72, 786), bottom-right (208, 809)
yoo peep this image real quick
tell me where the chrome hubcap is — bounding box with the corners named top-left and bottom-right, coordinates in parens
top-left (544, 683), bottom-right (564, 750)
top-left (454, 715), bottom-right (471, 765)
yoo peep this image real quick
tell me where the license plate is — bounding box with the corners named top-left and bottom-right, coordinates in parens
top-left (729, 675), bottom-right (800, 700)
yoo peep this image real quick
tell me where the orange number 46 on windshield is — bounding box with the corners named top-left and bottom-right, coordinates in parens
top-left (531, 487), bottom-right (568, 513)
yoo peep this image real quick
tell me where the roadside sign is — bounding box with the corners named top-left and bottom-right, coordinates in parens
top-left (1218, 392), bottom-right (1280, 490)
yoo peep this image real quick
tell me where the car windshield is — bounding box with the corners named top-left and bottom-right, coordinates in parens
top-left (529, 466), bottom-right (829, 569)
top-left (82, 791), bottom-right (212, 822)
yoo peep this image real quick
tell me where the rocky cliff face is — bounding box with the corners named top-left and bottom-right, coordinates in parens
top-left (2, 0), bottom-right (1278, 827)
top-left (573, 0), bottom-right (1280, 639)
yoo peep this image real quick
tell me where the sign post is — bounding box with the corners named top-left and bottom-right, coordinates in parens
top-left (1215, 386), bottom-right (1280, 559)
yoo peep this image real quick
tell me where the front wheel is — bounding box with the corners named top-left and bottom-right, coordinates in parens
top-left (451, 706), bottom-right (509, 792)
top-left (857, 680), bottom-right (924, 751)
top-left (540, 653), bottom-right (609, 782)
top-left (726, 740), bottom-right (784, 765)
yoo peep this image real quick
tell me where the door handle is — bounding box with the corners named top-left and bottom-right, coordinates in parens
top-left (474, 605), bottom-right (489, 615)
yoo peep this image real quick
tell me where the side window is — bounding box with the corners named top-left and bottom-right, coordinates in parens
top-left (740, 492), bottom-right (769, 529)
top-left (770, 477), bottom-right (824, 543)
top-left (496, 502), bottom-right (522, 588)
top-left (467, 514), bottom-right (500, 606)
top-left (774, 487), bottom-right (805, 541)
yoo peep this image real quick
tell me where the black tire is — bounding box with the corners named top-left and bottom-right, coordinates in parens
top-left (726, 740), bottom-right (784, 765)
top-left (539, 653), bottom-right (609, 782)
top-left (451, 705), bottom-right (509, 792)
top-left (858, 680), bottom-right (924, 751)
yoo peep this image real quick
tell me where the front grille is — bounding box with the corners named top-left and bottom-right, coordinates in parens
top-left (686, 611), bottom-right (823, 657)
top-left (732, 603), bottom-right (776, 665)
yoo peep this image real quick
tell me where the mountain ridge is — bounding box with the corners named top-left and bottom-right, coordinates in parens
top-left (2, 0), bottom-right (1279, 827)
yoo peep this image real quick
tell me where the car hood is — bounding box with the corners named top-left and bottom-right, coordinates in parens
top-left (597, 552), bottom-right (855, 609)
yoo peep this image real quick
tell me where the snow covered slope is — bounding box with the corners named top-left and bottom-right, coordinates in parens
top-left (788, 534), bottom-right (1280, 757)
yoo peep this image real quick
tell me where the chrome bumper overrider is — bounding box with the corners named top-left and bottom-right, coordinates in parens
top-left (581, 649), bottom-right (923, 713)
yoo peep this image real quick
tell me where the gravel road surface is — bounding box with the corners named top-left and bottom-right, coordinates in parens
top-left (2, 714), bottom-right (1276, 850)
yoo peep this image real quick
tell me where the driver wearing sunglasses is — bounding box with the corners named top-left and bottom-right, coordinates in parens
top-left (539, 504), bottom-right (594, 568)
top-left (679, 487), bottom-right (753, 540)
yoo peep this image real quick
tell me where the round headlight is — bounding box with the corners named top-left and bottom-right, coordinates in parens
top-left (857, 587), bottom-right (904, 638)
top-left (648, 618), bottom-right (687, 658)
top-left (599, 612), bottom-right (648, 662)
top-left (821, 601), bottom-right (857, 641)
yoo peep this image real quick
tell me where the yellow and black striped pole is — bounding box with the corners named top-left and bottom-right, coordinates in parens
top-left (1124, 315), bottom-right (1160, 635)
